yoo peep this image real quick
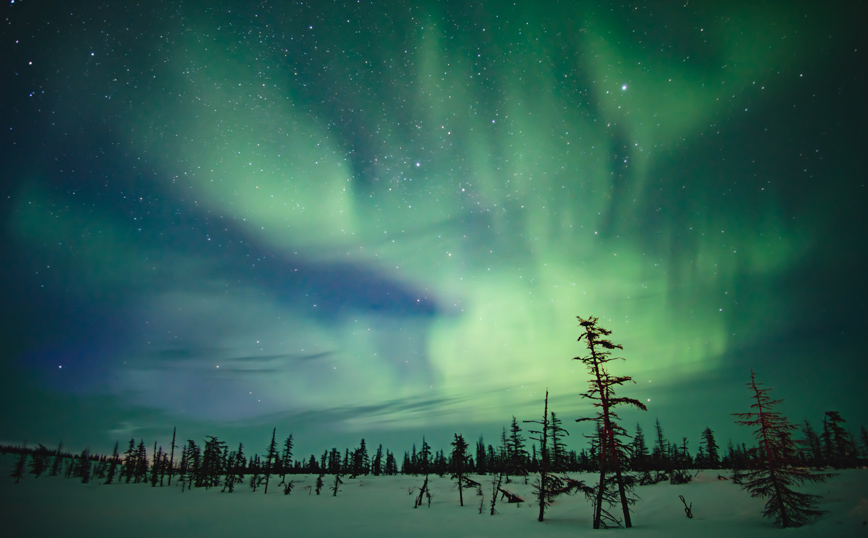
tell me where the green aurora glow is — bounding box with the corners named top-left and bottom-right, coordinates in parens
top-left (2, 1), bottom-right (865, 451)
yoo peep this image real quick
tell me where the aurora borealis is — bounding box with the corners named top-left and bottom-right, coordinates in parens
top-left (2, 0), bottom-right (865, 455)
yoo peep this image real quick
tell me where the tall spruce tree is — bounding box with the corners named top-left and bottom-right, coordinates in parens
top-left (104, 442), bottom-right (120, 485)
top-left (549, 413), bottom-right (569, 472)
top-left (263, 428), bottom-right (278, 493)
top-left (733, 369), bottom-right (834, 528)
top-left (507, 417), bottom-right (528, 478)
top-left (574, 315), bottom-right (647, 529)
top-left (10, 448), bottom-right (27, 484)
top-left (167, 427), bottom-right (177, 486)
top-left (280, 433), bottom-right (294, 480)
top-left (823, 411), bottom-right (856, 468)
top-left (450, 434), bottom-right (469, 507)
top-left (631, 424), bottom-right (648, 471)
top-left (372, 444), bottom-right (383, 476)
top-left (134, 441), bottom-right (148, 484)
top-left (476, 436), bottom-right (488, 475)
top-left (652, 418), bottom-right (669, 472)
top-left (699, 428), bottom-right (720, 469)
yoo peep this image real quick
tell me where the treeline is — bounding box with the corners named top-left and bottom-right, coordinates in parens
top-left (5, 408), bottom-right (866, 490)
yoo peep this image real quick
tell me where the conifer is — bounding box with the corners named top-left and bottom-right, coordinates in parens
top-left (733, 369), bottom-right (834, 528)
top-left (574, 315), bottom-right (647, 529)
top-left (450, 434), bottom-right (469, 507)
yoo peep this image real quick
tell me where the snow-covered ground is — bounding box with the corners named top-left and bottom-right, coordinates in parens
top-left (2, 462), bottom-right (866, 537)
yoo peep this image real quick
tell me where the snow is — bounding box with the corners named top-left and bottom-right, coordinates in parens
top-left (2, 461), bottom-right (866, 537)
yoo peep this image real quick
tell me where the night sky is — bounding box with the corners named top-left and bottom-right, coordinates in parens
top-left (2, 0), bottom-right (866, 457)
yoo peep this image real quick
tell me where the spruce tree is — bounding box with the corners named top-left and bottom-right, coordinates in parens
top-left (476, 437), bottom-right (488, 475)
top-left (10, 449), bottom-right (27, 484)
top-left (417, 438), bottom-right (431, 476)
top-left (134, 441), bottom-right (148, 484)
top-left (75, 448), bottom-right (92, 484)
top-left (631, 424), bottom-right (648, 472)
top-left (167, 427), bottom-right (177, 486)
top-left (49, 442), bottom-right (63, 477)
top-left (574, 315), bottom-right (647, 529)
top-left (185, 440), bottom-right (201, 489)
top-left (29, 444), bottom-right (50, 478)
top-left (372, 444), bottom-right (383, 476)
top-left (201, 436), bottom-right (226, 489)
top-left (331, 472), bottom-right (343, 496)
top-left (384, 450), bottom-right (397, 475)
top-left (263, 428), bottom-right (278, 493)
top-left (104, 442), bottom-right (120, 485)
top-left (280, 434), bottom-right (293, 480)
top-left (351, 439), bottom-right (369, 477)
top-left (249, 455), bottom-right (262, 491)
top-left (823, 412), bottom-right (856, 468)
top-left (652, 418), bottom-right (669, 473)
top-left (549, 413), bottom-right (569, 472)
top-left (123, 438), bottom-right (137, 483)
top-left (733, 369), bottom-right (834, 528)
top-left (150, 445), bottom-right (163, 487)
top-left (507, 417), bottom-right (528, 478)
top-left (699, 428), bottom-right (719, 469)
top-left (450, 434), bottom-right (469, 507)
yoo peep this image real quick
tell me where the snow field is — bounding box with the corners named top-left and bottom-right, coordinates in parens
top-left (2, 460), bottom-right (866, 538)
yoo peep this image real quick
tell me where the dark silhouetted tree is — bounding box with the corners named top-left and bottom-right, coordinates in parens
top-left (249, 455), bottom-right (263, 492)
top-left (507, 417), bottom-right (528, 480)
top-left (49, 442), bottom-right (63, 477)
top-left (122, 439), bottom-right (137, 483)
top-left (733, 369), bottom-right (834, 528)
top-left (574, 315), bottom-right (647, 529)
top-left (228, 443), bottom-right (247, 493)
top-left (699, 428), bottom-right (719, 469)
top-left (104, 442), bottom-right (120, 485)
top-left (74, 448), bottom-right (92, 483)
top-left (167, 427), bottom-right (177, 486)
top-left (384, 450), bottom-right (398, 475)
top-left (525, 390), bottom-right (584, 521)
top-left (28, 444), bottom-right (50, 479)
top-left (133, 441), bottom-right (148, 484)
top-left (548, 412), bottom-right (569, 472)
top-left (799, 420), bottom-right (823, 469)
top-left (476, 436), bottom-right (488, 475)
top-left (823, 411), bottom-right (856, 468)
top-left (280, 433), bottom-right (293, 481)
top-left (10, 447), bottom-right (27, 484)
top-left (331, 472), bottom-right (343, 496)
top-left (201, 436), bottom-right (226, 489)
top-left (450, 433), bottom-right (469, 507)
top-left (652, 418), bottom-right (669, 472)
top-left (262, 428), bottom-right (278, 493)
top-left (351, 439), bottom-right (369, 477)
top-left (183, 440), bottom-right (201, 491)
top-left (372, 444), bottom-right (383, 476)
top-left (631, 424), bottom-right (648, 471)
top-left (149, 443), bottom-right (163, 487)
